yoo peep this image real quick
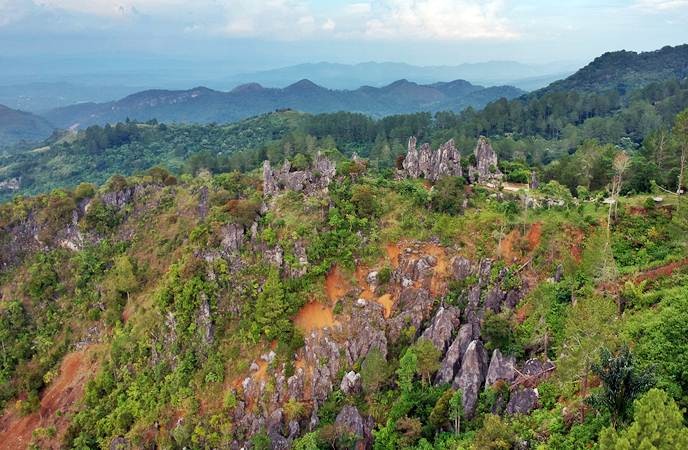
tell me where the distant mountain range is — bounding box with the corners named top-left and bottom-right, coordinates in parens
top-left (222, 61), bottom-right (577, 91)
top-left (0, 82), bottom-right (145, 113)
top-left (42, 79), bottom-right (525, 129)
top-left (3, 44), bottom-right (688, 148)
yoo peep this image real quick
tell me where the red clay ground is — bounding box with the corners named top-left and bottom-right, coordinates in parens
top-left (0, 345), bottom-right (101, 450)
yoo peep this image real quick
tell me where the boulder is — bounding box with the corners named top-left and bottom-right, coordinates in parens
top-left (453, 340), bottom-right (488, 418)
top-left (340, 371), bottom-right (362, 395)
top-left (506, 388), bottom-right (539, 415)
top-left (485, 349), bottom-right (516, 389)
top-left (220, 223), bottom-right (244, 253)
top-left (484, 286), bottom-right (506, 313)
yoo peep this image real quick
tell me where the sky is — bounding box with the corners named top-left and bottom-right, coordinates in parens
top-left (1, 0), bottom-right (687, 86)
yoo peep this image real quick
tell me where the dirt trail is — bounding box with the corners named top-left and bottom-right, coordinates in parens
top-left (0, 346), bottom-right (100, 450)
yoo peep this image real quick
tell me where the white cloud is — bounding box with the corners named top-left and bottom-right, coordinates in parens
top-left (322, 18), bottom-right (336, 31)
top-left (0, 0), bottom-right (518, 41)
top-left (362, 0), bottom-right (519, 41)
top-left (633, 0), bottom-right (688, 11)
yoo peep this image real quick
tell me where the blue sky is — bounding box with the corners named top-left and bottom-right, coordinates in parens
top-left (1, 0), bottom-right (687, 84)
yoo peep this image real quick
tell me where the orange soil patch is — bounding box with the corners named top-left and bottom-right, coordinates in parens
top-left (325, 265), bottom-right (349, 302)
top-left (355, 265), bottom-right (375, 300)
top-left (0, 346), bottom-right (100, 450)
top-left (421, 243), bottom-right (450, 296)
top-left (526, 222), bottom-right (542, 251)
top-left (376, 294), bottom-right (394, 318)
top-left (635, 258), bottom-right (688, 283)
top-left (294, 302), bottom-right (336, 333)
top-left (499, 228), bottom-right (521, 262)
top-left (569, 228), bottom-right (585, 263)
top-left (385, 243), bottom-right (401, 268)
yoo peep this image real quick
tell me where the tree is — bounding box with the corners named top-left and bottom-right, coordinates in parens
top-left (674, 109), bottom-right (688, 214)
top-left (396, 349), bottom-right (418, 393)
top-left (449, 390), bottom-right (463, 435)
top-left (588, 346), bottom-right (653, 426)
top-left (430, 176), bottom-right (466, 214)
top-left (428, 388), bottom-right (453, 433)
top-left (360, 348), bottom-right (388, 394)
top-left (599, 389), bottom-right (688, 450)
top-left (412, 338), bottom-right (441, 384)
top-left (472, 414), bottom-right (516, 450)
top-left (556, 295), bottom-right (618, 397)
top-left (105, 255), bottom-right (138, 302)
top-left (253, 270), bottom-right (291, 340)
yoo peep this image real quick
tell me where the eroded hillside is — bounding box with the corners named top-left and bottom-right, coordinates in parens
top-left (0, 136), bottom-right (687, 449)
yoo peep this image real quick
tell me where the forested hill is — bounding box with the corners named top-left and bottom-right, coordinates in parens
top-left (538, 44), bottom-right (688, 95)
top-left (0, 104), bottom-right (55, 146)
top-left (42, 79), bottom-right (523, 129)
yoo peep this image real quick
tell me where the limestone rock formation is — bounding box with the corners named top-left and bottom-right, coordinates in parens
top-left (335, 405), bottom-right (374, 449)
top-left (262, 152), bottom-right (336, 196)
top-left (420, 306), bottom-right (461, 353)
top-left (485, 349), bottom-right (516, 389)
top-left (340, 371), bottom-right (362, 395)
top-left (506, 388), bottom-right (539, 415)
top-left (453, 339), bottom-right (489, 417)
top-left (435, 323), bottom-right (473, 385)
top-left (468, 136), bottom-right (503, 184)
top-left (401, 137), bottom-right (462, 181)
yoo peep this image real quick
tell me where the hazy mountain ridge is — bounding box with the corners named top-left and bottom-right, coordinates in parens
top-left (224, 60), bottom-right (577, 90)
top-left (42, 79), bottom-right (525, 129)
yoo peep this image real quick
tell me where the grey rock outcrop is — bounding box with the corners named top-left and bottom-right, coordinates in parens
top-left (453, 339), bottom-right (488, 418)
top-left (401, 137), bottom-right (462, 182)
top-left (220, 223), bottom-right (245, 253)
top-left (469, 136), bottom-right (503, 184)
top-left (506, 388), bottom-right (539, 415)
top-left (420, 306), bottom-right (461, 353)
top-left (335, 405), bottom-right (373, 449)
top-left (529, 170), bottom-right (539, 189)
top-left (262, 153), bottom-right (336, 196)
top-left (340, 371), bottom-right (362, 395)
top-left (435, 323), bottom-right (473, 385)
top-left (485, 349), bottom-right (516, 389)
top-left (451, 256), bottom-right (473, 280)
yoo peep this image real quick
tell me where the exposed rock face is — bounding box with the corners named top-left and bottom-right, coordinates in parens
top-left (0, 177), bottom-right (20, 191)
top-left (262, 153), bottom-right (336, 196)
top-left (485, 350), bottom-right (516, 389)
top-left (514, 359), bottom-right (556, 388)
top-left (451, 256), bottom-right (473, 280)
top-left (506, 388), bottom-right (539, 415)
top-left (340, 371), bottom-right (362, 395)
top-left (453, 340), bottom-right (488, 418)
top-left (420, 306), bottom-right (461, 353)
top-left (387, 288), bottom-right (433, 343)
top-left (335, 405), bottom-right (373, 450)
top-left (469, 136), bottom-right (503, 184)
top-left (435, 323), bottom-right (473, 385)
top-left (401, 137), bottom-right (462, 181)
top-left (220, 223), bottom-right (245, 253)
